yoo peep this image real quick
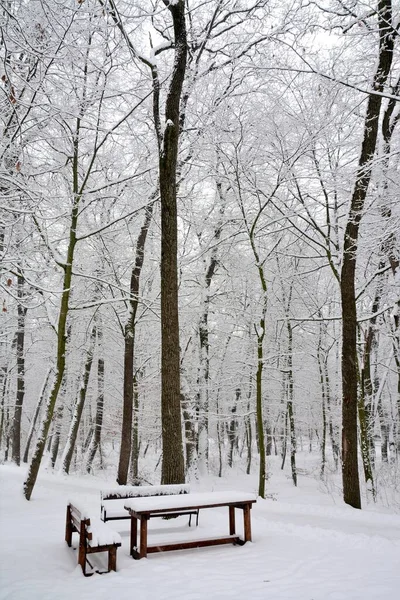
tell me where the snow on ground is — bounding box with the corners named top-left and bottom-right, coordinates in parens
top-left (1, 458), bottom-right (400, 600)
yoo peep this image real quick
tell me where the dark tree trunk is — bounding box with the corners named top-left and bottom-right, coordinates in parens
top-left (86, 322), bottom-right (105, 473)
top-left (23, 368), bottom-right (52, 463)
top-left (129, 374), bottom-right (140, 483)
top-left (381, 75), bottom-right (400, 453)
top-left (182, 393), bottom-right (197, 475)
top-left (62, 325), bottom-right (96, 474)
top-left (23, 113), bottom-right (82, 499)
top-left (317, 326), bottom-right (327, 477)
top-left (11, 269), bottom-right (27, 465)
top-left (340, 0), bottom-right (394, 509)
top-left (50, 404), bottom-right (64, 469)
top-left (228, 392), bottom-right (239, 468)
top-left (117, 202), bottom-right (153, 485)
top-left (286, 320), bottom-right (297, 487)
top-left (159, 0), bottom-right (187, 485)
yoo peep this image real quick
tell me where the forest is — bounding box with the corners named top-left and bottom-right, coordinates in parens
top-left (1, 0), bottom-right (399, 510)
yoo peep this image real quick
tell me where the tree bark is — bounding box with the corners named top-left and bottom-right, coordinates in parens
top-left (159, 0), bottom-right (187, 485)
top-left (23, 113), bottom-right (81, 499)
top-left (340, 0), bottom-right (394, 509)
top-left (86, 323), bottom-right (105, 473)
top-left (61, 325), bottom-right (96, 474)
top-left (117, 201), bottom-right (154, 484)
top-left (23, 368), bottom-right (52, 463)
top-left (11, 269), bottom-right (27, 465)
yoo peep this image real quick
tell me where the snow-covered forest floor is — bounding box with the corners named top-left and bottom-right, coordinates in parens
top-left (1, 455), bottom-right (400, 600)
top-left (0, 457), bottom-right (400, 600)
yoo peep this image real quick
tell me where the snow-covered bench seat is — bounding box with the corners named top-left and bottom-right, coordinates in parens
top-left (100, 484), bottom-right (199, 527)
top-left (65, 500), bottom-right (121, 576)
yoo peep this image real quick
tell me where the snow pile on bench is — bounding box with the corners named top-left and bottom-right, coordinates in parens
top-left (87, 518), bottom-right (121, 547)
top-left (68, 496), bottom-right (121, 547)
top-left (124, 490), bottom-right (257, 512)
top-left (67, 496), bottom-right (93, 520)
top-left (101, 483), bottom-right (190, 499)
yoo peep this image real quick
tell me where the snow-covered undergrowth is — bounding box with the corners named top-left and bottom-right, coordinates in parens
top-left (1, 456), bottom-right (400, 600)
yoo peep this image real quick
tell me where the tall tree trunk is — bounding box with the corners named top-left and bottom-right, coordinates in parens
top-left (381, 75), bottom-right (400, 454)
top-left (159, 0), bottom-right (187, 485)
top-left (286, 319), bottom-right (297, 486)
top-left (317, 325), bottom-right (327, 477)
top-left (197, 178), bottom-right (226, 474)
top-left (23, 113), bottom-right (82, 499)
top-left (102, 0), bottom-right (187, 486)
top-left (61, 325), bottom-right (96, 474)
top-left (86, 320), bottom-right (105, 473)
top-left (128, 374), bottom-right (140, 483)
top-left (50, 404), bottom-right (64, 469)
top-left (0, 366), bottom-right (10, 455)
top-left (182, 392), bottom-right (197, 475)
top-left (227, 391), bottom-right (239, 468)
top-left (117, 201), bottom-right (154, 484)
top-left (23, 368), bottom-right (52, 464)
top-left (11, 268), bottom-right (27, 465)
top-left (340, 0), bottom-right (394, 509)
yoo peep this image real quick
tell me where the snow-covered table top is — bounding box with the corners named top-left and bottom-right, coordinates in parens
top-left (124, 491), bottom-right (257, 513)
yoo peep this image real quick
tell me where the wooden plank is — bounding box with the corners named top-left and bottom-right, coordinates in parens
top-left (87, 543), bottom-right (121, 554)
top-left (146, 535), bottom-right (241, 554)
top-left (65, 506), bottom-right (73, 546)
top-left (126, 500), bottom-right (256, 517)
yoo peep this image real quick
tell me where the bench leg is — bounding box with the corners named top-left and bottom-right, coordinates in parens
top-left (139, 516), bottom-right (148, 559)
top-left (229, 506), bottom-right (236, 536)
top-left (65, 506), bottom-right (73, 547)
top-left (243, 504), bottom-right (252, 542)
top-left (78, 543), bottom-right (86, 575)
top-left (108, 546), bottom-right (117, 572)
top-left (130, 515), bottom-right (138, 556)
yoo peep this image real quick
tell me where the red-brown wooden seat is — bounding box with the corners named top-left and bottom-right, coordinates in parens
top-left (65, 501), bottom-right (121, 576)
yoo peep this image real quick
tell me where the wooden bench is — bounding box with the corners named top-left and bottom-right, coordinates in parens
top-left (124, 490), bottom-right (257, 559)
top-left (100, 483), bottom-right (199, 527)
top-left (65, 501), bottom-right (121, 576)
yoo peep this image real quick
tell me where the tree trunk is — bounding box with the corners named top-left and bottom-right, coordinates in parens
top-left (128, 374), bottom-right (140, 483)
top-left (159, 0), bottom-right (187, 485)
top-left (86, 321), bottom-right (105, 473)
top-left (286, 320), bottom-right (297, 487)
top-left (50, 404), bottom-right (64, 469)
top-left (340, 0), bottom-right (394, 509)
top-left (228, 392), bottom-right (239, 468)
top-left (23, 115), bottom-right (82, 499)
top-left (318, 326), bottom-right (327, 478)
top-left (117, 201), bottom-right (153, 484)
top-left (61, 325), bottom-right (96, 474)
top-left (11, 269), bottom-right (27, 465)
top-left (23, 368), bottom-right (52, 463)
top-left (182, 393), bottom-right (197, 475)
top-left (197, 179), bottom-right (226, 474)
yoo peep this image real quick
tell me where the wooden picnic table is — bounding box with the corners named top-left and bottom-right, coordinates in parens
top-left (124, 490), bottom-right (257, 559)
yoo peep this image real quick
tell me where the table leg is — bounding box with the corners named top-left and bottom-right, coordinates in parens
top-left (130, 515), bottom-right (138, 557)
top-left (229, 506), bottom-right (236, 535)
top-left (139, 516), bottom-right (148, 558)
top-left (243, 503), bottom-right (252, 542)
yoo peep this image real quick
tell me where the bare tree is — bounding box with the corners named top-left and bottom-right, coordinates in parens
top-left (340, 0), bottom-right (396, 509)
